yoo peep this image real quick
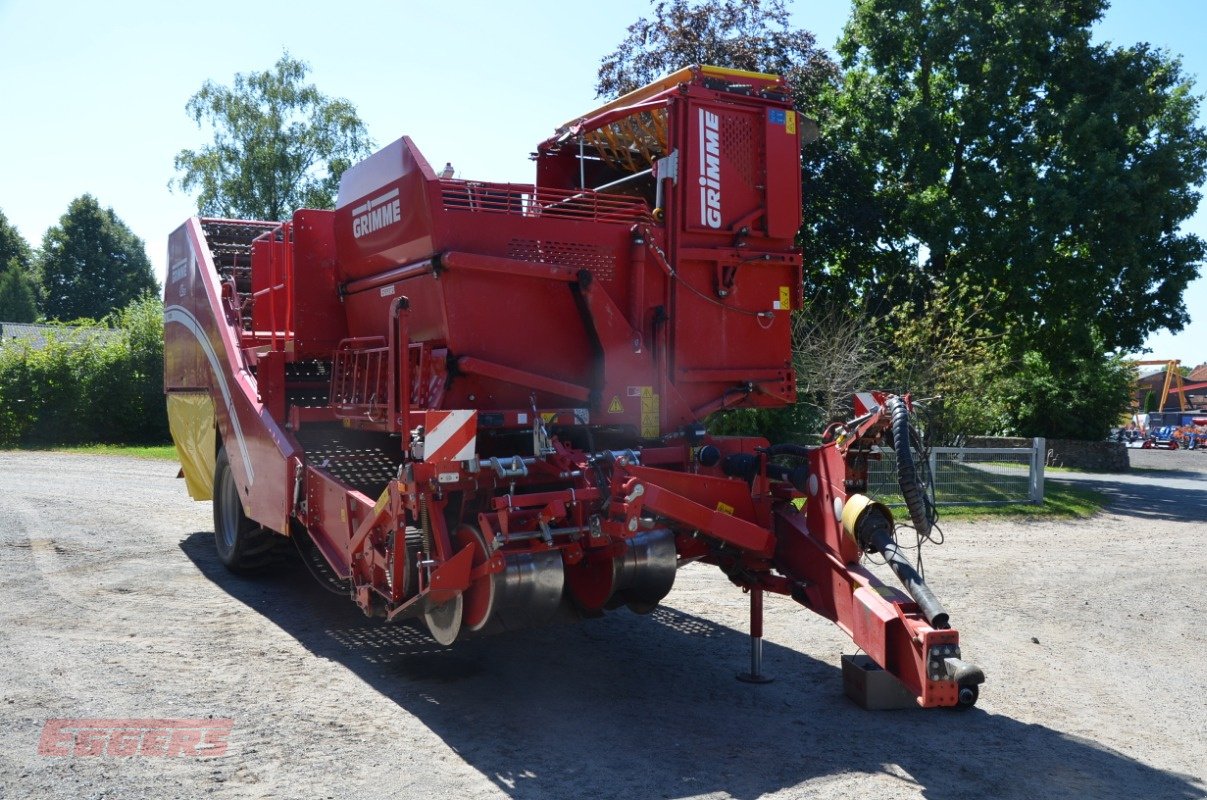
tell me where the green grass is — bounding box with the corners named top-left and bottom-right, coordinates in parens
top-left (803, 479), bottom-right (1105, 520)
top-left (971, 461), bottom-right (1085, 473)
top-left (930, 482), bottom-right (1106, 519)
top-left (37, 443), bottom-right (179, 461)
top-left (867, 459), bottom-right (1108, 520)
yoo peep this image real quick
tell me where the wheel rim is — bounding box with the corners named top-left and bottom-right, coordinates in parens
top-left (423, 593), bottom-right (463, 646)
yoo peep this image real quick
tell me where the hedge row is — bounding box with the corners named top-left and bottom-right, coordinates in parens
top-left (0, 296), bottom-right (168, 446)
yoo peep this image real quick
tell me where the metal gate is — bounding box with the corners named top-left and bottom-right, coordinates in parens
top-left (868, 438), bottom-right (1046, 506)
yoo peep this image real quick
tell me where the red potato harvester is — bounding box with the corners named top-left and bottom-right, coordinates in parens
top-left (164, 65), bottom-right (984, 708)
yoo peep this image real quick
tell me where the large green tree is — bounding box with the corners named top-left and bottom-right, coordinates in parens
top-left (173, 54), bottom-right (373, 221)
top-left (0, 209), bottom-right (32, 274)
top-left (811, 0), bottom-right (1207, 357)
top-left (0, 270), bottom-right (38, 322)
top-left (37, 195), bottom-right (157, 321)
top-left (0, 209), bottom-right (38, 322)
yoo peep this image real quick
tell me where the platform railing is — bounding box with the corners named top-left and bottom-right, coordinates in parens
top-left (331, 336), bottom-right (390, 421)
top-left (439, 179), bottom-right (650, 225)
top-left (249, 223), bottom-right (295, 352)
top-left (328, 298), bottom-right (412, 432)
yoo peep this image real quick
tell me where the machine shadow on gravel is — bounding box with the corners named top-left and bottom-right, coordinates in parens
top-left (1047, 473), bottom-right (1207, 522)
top-left (181, 532), bottom-right (1204, 800)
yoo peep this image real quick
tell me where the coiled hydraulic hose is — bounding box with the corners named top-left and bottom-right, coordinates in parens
top-left (886, 395), bottom-right (932, 539)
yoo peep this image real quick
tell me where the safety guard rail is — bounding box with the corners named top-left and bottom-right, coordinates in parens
top-left (439, 180), bottom-right (651, 225)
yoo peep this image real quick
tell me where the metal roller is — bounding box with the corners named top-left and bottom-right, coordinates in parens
top-left (613, 528), bottom-right (677, 612)
top-left (456, 525), bottom-right (566, 635)
top-left (567, 528), bottom-right (677, 614)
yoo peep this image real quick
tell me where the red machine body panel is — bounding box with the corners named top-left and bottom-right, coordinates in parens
top-left (334, 137), bottom-right (440, 280)
top-left (164, 219), bottom-right (298, 536)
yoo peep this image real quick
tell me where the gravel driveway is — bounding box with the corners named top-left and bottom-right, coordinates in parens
top-left (1, 450), bottom-right (1203, 800)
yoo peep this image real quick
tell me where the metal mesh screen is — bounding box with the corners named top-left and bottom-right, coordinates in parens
top-left (867, 446), bottom-right (1038, 507)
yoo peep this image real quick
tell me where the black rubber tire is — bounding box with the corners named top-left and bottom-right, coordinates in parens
top-left (212, 446), bottom-right (280, 573)
top-left (886, 396), bottom-right (931, 538)
top-left (954, 683), bottom-right (979, 710)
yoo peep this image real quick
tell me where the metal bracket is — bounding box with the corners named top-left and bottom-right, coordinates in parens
top-left (490, 456), bottom-right (529, 479)
top-left (926, 643), bottom-right (961, 681)
top-left (655, 149), bottom-right (680, 184)
top-left (654, 149), bottom-right (680, 213)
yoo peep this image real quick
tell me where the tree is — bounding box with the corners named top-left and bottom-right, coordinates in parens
top-left (173, 54), bottom-right (373, 221)
top-left (792, 299), bottom-right (886, 423)
top-left (597, 0), bottom-right (838, 115)
top-left (0, 270), bottom-right (38, 322)
top-left (0, 209), bottom-right (38, 322)
top-left (813, 0), bottom-right (1207, 357)
top-left (995, 346), bottom-right (1133, 441)
top-left (37, 195), bottom-right (157, 321)
top-left (0, 209), bottom-right (32, 275)
top-left (884, 280), bottom-right (1009, 443)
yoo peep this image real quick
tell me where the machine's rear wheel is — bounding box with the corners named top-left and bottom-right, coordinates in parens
top-left (213, 446), bottom-right (279, 573)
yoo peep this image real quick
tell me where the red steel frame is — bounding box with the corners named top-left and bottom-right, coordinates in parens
top-left (164, 66), bottom-right (979, 708)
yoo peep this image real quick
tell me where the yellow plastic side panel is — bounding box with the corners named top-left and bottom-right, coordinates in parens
top-left (167, 392), bottom-right (216, 501)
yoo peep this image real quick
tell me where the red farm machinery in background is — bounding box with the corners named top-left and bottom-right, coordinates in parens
top-left (164, 65), bottom-right (984, 709)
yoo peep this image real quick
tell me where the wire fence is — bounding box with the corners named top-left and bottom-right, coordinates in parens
top-left (867, 439), bottom-right (1045, 507)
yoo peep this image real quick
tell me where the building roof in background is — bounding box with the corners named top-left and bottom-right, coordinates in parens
top-left (0, 321), bottom-right (117, 350)
top-left (1188, 363), bottom-right (1207, 382)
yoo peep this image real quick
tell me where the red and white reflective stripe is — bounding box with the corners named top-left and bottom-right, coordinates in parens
top-left (423, 410), bottom-right (477, 462)
top-left (853, 392), bottom-right (880, 416)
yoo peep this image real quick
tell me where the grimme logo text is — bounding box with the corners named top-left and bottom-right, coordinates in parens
top-left (698, 109), bottom-right (722, 229)
top-left (352, 187), bottom-right (402, 238)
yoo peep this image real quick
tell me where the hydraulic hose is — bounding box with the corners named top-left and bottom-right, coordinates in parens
top-left (858, 515), bottom-right (950, 629)
top-left (886, 395), bottom-right (932, 538)
top-left (765, 443), bottom-right (813, 459)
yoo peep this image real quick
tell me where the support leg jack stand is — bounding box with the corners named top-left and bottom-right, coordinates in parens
top-left (737, 586), bottom-right (773, 684)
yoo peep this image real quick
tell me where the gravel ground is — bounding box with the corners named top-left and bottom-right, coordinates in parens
top-left (1, 450), bottom-right (1204, 800)
top-left (1126, 445), bottom-right (1207, 473)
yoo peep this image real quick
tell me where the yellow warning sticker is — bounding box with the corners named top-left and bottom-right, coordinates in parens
top-left (785, 110), bottom-right (796, 135)
top-left (716, 501), bottom-right (735, 515)
top-left (540, 412), bottom-right (556, 423)
top-left (640, 391), bottom-right (660, 437)
top-left (608, 396), bottom-right (625, 414)
top-left (779, 285), bottom-right (791, 309)
top-left (374, 487), bottom-right (390, 515)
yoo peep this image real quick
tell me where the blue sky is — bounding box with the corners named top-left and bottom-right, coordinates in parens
top-left (0, 0), bottom-right (1203, 366)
